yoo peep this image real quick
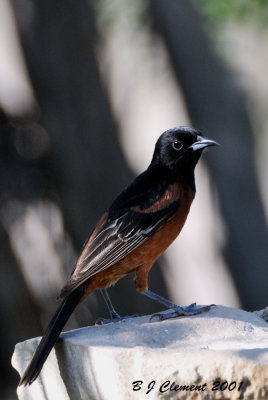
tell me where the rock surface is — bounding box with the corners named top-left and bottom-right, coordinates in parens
top-left (12, 305), bottom-right (268, 400)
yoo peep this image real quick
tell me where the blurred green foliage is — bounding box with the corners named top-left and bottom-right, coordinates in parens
top-left (194, 0), bottom-right (268, 26)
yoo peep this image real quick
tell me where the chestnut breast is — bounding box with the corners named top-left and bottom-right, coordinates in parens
top-left (83, 182), bottom-right (194, 295)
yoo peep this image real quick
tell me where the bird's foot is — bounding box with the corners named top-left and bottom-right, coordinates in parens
top-left (150, 303), bottom-right (215, 322)
top-left (95, 313), bottom-right (139, 325)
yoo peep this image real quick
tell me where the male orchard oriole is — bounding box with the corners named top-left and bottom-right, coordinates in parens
top-left (20, 126), bottom-right (218, 386)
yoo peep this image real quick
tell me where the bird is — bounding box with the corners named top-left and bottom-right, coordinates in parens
top-left (19, 126), bottom-right (218, 386)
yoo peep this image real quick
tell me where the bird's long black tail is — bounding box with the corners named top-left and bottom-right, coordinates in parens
top-left (19, 287), bottom-right (84, 386)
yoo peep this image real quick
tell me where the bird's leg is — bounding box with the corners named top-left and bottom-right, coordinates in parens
top-left (140, 289), bottom-right (215, 321)
top-left (95, 289), bottom-right (138, 325)
top-left (95, 289), bottom-right (120, 324)
top-left (102, 288), bottom-right (121, 319)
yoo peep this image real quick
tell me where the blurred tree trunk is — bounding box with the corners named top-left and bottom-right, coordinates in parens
top-left (0, 222), bottom-right (42, 390)
top-left (11, 0), bottom-right (167, 327)
top-left (0, 116), bottom-right (46, 390)
top-left (150, 0), bottom-right (268, 310)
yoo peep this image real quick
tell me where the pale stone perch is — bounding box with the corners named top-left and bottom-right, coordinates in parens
top-left (12, 305), bottom-right (268, 400)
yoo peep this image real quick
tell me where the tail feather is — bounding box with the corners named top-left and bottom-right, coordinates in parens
top-left (19, 287), bottom-right (84, 386)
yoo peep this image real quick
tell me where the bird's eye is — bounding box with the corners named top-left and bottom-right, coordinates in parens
top-left (172, 140), bottom-right (183, 151)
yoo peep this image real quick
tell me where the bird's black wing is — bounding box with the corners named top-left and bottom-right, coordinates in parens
top-left (60, 198), bottom-right (180, 297)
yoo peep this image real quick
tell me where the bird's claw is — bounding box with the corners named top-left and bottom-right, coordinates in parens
top-left (95, 314), bottom-right (139, 325)
top-left (150, 303), bottom-right (215, 322)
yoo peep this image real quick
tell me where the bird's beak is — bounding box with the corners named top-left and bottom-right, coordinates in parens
top-left (189, 136), bottom-right (219, 152)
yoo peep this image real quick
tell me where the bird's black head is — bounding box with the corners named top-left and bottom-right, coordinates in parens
top-left (152, 126), bottom-right (218, 179)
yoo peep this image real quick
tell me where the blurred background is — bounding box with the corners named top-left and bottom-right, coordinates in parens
top-left (1, 0), bottom-right (268, 398)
